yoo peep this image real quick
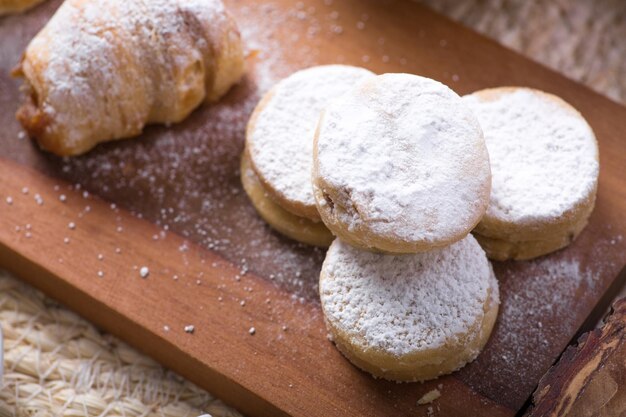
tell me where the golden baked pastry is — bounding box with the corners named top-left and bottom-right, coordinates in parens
top-left (472, 215), bottom-right (588, 261)
top-left (320, 236), bottom-right (499, 382)
top-left (241, 152), bottom-right (333, 247)
top-left (14, 0), bottom-right (245, 156)
top-left (463, 87), bottom-right (599, 260)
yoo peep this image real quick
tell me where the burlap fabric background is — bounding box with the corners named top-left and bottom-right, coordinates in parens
top-left (1, 1), bottom-right (624, 416)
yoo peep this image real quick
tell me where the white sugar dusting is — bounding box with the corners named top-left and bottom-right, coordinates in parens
top-left (249, 65), bottom-right (374, 208)
top-left (456, 246), bottom-right (614, 406)
top-left (24, 0), bottom-right (234, 149)
top-left (320, 236), bottom-right (497, 356)
top-left (314, 74), bottom-right (490, 244)
top-left (463, 89), bottom-right (599, 225)
top-left (139, 266), bottom-right (150, 278)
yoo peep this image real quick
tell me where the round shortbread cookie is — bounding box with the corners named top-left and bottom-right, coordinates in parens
top-left (473, 212), bottom-right (589, 260)
top-left (320, 236), bottom-right (499, 382)
top-left (313, 73), bottom-right (491, 254)
top-left (246, 65), bottom-right (375, 220)
top-left (463, 87), bottom-right (599, 243)
top-left (241, 153), bottom-right (333, 247)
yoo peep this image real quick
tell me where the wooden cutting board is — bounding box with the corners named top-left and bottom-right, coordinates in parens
top-left (1, 1), bottom-right (625, 416)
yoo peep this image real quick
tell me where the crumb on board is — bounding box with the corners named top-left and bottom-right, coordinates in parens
top-left (417, 389), bottom-right (441, 405)
top-left (184, 325), bottom-right (195, 334)
top-left (139, 266), bottom-right (149, 278)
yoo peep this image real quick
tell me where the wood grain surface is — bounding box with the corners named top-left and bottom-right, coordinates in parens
top-left (0, 1), bottom-right (625, 416)
top-left (528, 297), bottom-right (626, 417)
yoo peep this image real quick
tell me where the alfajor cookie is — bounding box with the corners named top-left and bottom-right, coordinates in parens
top-left (246, 65), bottom-right (375, 221)
top-left (320, 236), bottom-right (499, 382)
top-left (241, 152), bottom-right (333, 247)
top-left (463, 87), bottom-right (599, 260)
top-left (312, 73), bottom-right (491, 254)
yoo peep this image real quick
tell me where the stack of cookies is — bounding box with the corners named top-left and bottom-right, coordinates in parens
top-left (242, 66), bottom-right (599, 382)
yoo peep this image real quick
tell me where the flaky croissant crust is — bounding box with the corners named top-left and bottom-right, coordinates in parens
top-left (15, 0), bottom-right (245, 156)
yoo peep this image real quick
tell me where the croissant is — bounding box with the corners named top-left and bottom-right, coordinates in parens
top-left (15, 0), bottom-right (245, 156)
top-left (0, 0), bottom-right (45, 16)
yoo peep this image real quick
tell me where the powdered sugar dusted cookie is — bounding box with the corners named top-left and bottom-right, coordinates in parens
top-left (246, 65), bottom-right (374, 220)
top-left (241, 152), bottom-right (333, 247)
top-left (320, 236), bottom-right (499, 382)
top-left (463, 87), bottom-right (599, 259)
top-left (313, 73), bottom-right (491, 253)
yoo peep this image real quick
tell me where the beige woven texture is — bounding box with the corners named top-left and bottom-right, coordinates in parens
top-left (420, 0), bottom-right (625, 104)
top-left (0, 273), bottom-right (242, 417)
top-left (1, 1), bottom-right (624, 416)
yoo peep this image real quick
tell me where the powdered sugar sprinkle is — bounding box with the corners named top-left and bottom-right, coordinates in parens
top-left (320, 236), bottom-right (497, 356)
top-left (248, 65), bottom-right (374, 210)
top-left (463, 88), bottom-right (599, 225)
top-left (314, 73), bottom-right (490, 245)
